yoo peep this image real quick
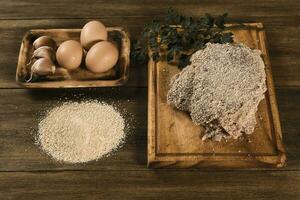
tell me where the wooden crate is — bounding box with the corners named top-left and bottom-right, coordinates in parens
top-left (16, 27), bottom-right (130, 88)
top-left (147, 23), bottom-right (286, 168)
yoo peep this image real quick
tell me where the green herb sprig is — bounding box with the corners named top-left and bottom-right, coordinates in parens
top-left (131, 8), bottom-right (234, 69)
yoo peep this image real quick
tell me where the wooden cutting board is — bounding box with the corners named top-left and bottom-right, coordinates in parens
top-left (147, 23), bottom-right (286, 169)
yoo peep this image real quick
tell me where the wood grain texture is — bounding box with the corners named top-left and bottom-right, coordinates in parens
top-left (0, 0), bottom-right (299, 19)
top-left (0, 171), bottom-right (300, 200)
top-left (0, 16), bottom-right (299, 88)
top-left (0, 88), bottom-right (147, 171)
top-left (148, 23), bottom-right (286, 168)
top-left (0, 0), bottom-right (299, 198)
top-left (0, 87), bottom-right (299, 171)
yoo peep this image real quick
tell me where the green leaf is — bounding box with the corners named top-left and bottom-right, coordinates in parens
top-left (178, 54), bottom-right (191, 69)
top-left (215, 13), bottom-right (228, 29)
top-left (204, 13), bottom-right (214, 27)
top-left (152, 51), bottom-right (160, 61)
top-left (167, 50), bottom-right (174, 62)
top-left (194, 41), bottom-right (205, 49)
top-left (223, 32), bottom-right (234, 42)
top-left (131, 8), bottom-right (233, 69)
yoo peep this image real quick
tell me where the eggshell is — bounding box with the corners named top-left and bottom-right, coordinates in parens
top-left (80, 21), bottom-right (108, 50)
top-left (85, 41), bottom-right (119, 73)
top-left (56, 40), bottom-right (83, 70)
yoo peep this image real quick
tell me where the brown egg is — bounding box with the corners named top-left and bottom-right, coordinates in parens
top-left (80, 20), bottom-right (108, 50)
top-left (85, 41), bottom-right (119, 73)
top-left (56, 40), bottom-right (83, 70)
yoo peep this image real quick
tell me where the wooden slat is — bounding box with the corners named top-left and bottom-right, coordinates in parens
top-left (0, 0), bottom-right (298, 198)
top-left (0, 87), bottom-right (299, 171)
top-left (0, 171), bottom-right (299, 199)
top-left (0, 0), bottom-right (299, 19)
top-left (0, 16), bottom-right (299, 88)
top-left (276, 87), bottom-right (300, 167)
top-left (0, 88), bottom-right (147, 171)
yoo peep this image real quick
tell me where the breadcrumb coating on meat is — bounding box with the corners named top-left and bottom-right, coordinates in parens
top-left (167, 43), bottom-right (267, 141)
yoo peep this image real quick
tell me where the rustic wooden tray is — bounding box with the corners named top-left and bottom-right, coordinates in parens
top-left (16, 27), bottom-right (130, 88)
top-left (148, 23), bottom-right (286, 168)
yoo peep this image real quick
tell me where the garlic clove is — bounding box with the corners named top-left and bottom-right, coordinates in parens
top-left (27, 46), bottom-right (56, 66)
top-left (33, 36), bottom-right (56, 50)
top-left (26, 58), bottom-right (56, 82)
top-left (33, 46), bottom-right (55, 61)
top-left (32, 58), bottom-right (56, 75)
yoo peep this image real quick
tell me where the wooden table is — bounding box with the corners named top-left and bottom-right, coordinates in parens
top-left (0, 1), bottom-right (299, 199)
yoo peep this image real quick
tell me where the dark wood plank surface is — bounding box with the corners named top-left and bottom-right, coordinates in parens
top-left (0, 16), bottom-right (299, 88)
top-left (1, 171), bottom-right (300, 199)
top-left (0, 87), bottom-right (299, 172)
top-left (0, 0), bottom-right (299, 199)
top-left (0, 0), bottom-right (298, 19)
